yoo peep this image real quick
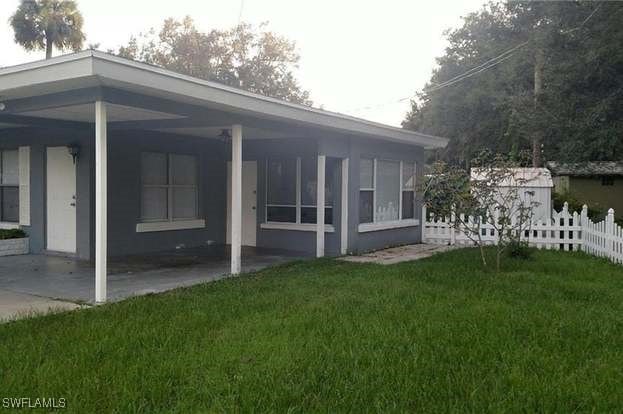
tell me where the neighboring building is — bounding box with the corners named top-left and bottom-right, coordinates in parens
top-left (470, 168), bottom-right (553, 221)
top-left (547, 161), bottom-right (623, 218)
top-left (0, 51), bottom-right (447, 302)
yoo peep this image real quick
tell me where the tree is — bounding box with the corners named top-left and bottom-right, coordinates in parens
top-left (424, 151), bottom-right (540, 272)
top-left (115, 17), bottom-right (312, 106)
top-left (404, 1), bottom-right (623, 166)
top-left (10, 0), bottom-right (85, 59)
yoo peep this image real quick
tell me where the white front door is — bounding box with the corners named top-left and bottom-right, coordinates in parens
top-left (46, 146), bottom-right (76, 253)
top-left (227, 161), bottom-right (257, 247)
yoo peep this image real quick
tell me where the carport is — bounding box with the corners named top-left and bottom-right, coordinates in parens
top-left (0, 50), bottom-right (447, 304)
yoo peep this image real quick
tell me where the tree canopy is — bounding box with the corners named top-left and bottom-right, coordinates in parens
top-left (403, 1), bottom-right (623, 166)
top-left (10, 0), bottom-right (85, 59)
top-left (115, 17), bottom-right (311, 106)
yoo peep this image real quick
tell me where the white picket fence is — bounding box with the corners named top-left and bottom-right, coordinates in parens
top-left (422, 202), bottom-right (623, 264)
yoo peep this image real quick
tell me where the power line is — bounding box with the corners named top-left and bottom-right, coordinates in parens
top-left (425, 49), bottom-right (522, 94)
top-left (426, 3), bottom-right (603, 94)
top-left (345, 3), bottom-right (604, 111)
top-left (427, 41), bottom-right (528, 91)
top-left (347, 42), bottom-right (527, 112)
top-left (562, 2), bottom-right (602, 34)
top-left (349, 96), bottom-right (412, 113)
top-left (237, 0), bottom-right (245, 25)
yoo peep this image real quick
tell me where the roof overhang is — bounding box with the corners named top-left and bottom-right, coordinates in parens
top-left (0, 51), bottom-right (448, 148)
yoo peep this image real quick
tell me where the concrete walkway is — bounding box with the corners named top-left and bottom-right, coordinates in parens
top-left (341, 243), bottom-right (454, 265)
top-left (0, 289), bottom-right (81, 322)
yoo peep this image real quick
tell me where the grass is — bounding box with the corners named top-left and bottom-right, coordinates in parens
top-left (1, 248), bottom-right (623, 412)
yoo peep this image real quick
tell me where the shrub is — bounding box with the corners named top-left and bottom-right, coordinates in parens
top-left (506, 240), bottom-right (534, 260)
top-left (552, 191), bottom-right (605, 220)
top-left (0, 229), bottom-right (26, 240)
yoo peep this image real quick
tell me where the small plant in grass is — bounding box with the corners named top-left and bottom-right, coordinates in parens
top-left (423, 151), bottom-right (540, 272)
top-left (0, 229), bottom-right (26, 240)
top-left (506, 240), bottom-right (534, 260)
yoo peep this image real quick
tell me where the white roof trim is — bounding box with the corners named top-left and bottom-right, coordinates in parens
top-left (0, 50), bottom-right (448, 148)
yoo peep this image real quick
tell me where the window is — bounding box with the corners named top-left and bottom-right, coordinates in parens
top-left (601, 176), bottom-right (615, 186)
top-left (359, 158), bottom-right (374, 224)
top-left (359, 158), bottom-right (417, 225)
top-left (0, 149), bottom-right (19, 223)
top-left (402, 162), bottom-right (416, 219)
top-left (140, 152), bottom-right (198, 222)
top-left (266, 157), bottom-right (334, 225)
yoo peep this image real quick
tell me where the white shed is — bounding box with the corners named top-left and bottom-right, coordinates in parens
top-left (470, 168), bottom-right (553, 221)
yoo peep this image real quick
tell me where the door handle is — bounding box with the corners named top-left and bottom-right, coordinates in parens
top-left (70, 202), bottom-right (76, 207)
top-left (252, 206), bottom-right (256, 210)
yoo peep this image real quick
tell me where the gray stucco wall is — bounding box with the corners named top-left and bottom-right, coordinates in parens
top-left (326, 136), bottom-right (426, 254)
top-left (1, 126), bottom-right (425, 260)
top-left (105, 131), bottom-right (228, 257)
top-left (0, 127), bottom-right (93, 259)
top-left (244, 138), bottom-right (341, 257)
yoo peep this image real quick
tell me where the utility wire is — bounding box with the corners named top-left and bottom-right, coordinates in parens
top-left (425, 50), bottom-right (522, 93)
top-left (426, 3), bottom-right (603, 94)
top-left (562, 2), bottom-right (602, 34)
top-left (237, 0), bottom-right (245, 25)
top-left (345, 2), bottom-right (604, 111)
top-left (427, 41), bottom-right (528, 91)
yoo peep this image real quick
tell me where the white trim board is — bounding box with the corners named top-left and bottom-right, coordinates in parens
top-left (358, 219), bottom-right (420, 233)
top-left (136, 219), bottom-right (205, 233)
top-left (261, 222), bottom-right (335, 233)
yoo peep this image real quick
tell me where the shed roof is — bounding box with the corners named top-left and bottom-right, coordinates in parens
top-left (546, 161), bottom-right (623, 177)
top-left (0, 50), bottom-right (448, 148)
top-left (470, 168), bottom-right (553, 188)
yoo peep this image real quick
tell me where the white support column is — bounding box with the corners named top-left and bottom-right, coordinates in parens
top-left (231, 124), bottom-right (243, 275)
top-left (340, 158), bottom-right (349, 255)
top-left (316, 155), bottom-right (326, 258)
top-left (95, 101), bottom-right (107, 303)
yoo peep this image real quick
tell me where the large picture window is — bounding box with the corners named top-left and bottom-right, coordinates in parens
top-left (266, 157), bottom-right (334, 225)
top-left (140, 152), bottom-right (198, 222)
top-left (359, 158), bottom-right (416, 226)
top-left (0, 149), bottom-right (19, 223)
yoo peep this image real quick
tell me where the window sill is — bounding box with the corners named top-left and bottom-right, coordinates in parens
top-left (358, 219), bottom-right (420, 233)
top-left (136, 219), bottom-right (205, 233)
top-left (0, 222), bottom-right (20, 230)
top-left (260, 222), bottom-right (335, 233)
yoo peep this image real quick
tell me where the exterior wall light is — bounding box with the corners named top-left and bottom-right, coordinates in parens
top-left (67, 144), bottom-right (80, 164)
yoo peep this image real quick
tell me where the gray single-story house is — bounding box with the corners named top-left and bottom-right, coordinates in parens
top-left (0, 50), bottom-right (447, 302)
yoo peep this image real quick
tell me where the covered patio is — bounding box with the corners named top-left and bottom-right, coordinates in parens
top-left (0, 51), bottom-right (446, 304)
top-left (0, 246), bottom-right (300, 303)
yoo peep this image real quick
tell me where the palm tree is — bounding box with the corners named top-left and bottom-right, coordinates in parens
top-left (10, 0), bottom-right (85, 59)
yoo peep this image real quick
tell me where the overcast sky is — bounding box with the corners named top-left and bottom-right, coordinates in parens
top-left (0, 0), bottom-right (484, 126)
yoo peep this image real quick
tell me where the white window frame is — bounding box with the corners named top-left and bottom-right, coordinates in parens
top-left (0, 148), bottom-right (19, 225)
top-left (358, 158), bottom-right (419, 233)
top-left (263, 157), bottom-right (335, 232)
top-left (136, 152), bottom-right (204, 233)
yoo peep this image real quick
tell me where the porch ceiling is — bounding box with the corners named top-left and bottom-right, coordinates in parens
top-left (19, 103), bottom-right (185, 123)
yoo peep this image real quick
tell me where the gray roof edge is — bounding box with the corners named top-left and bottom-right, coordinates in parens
top-left (546, 161), bottom-right (623, 176)
top-left (0, 50), bottom-right (449, 148)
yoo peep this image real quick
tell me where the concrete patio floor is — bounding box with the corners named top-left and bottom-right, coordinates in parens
top-left (0, 246), bottom-right (302, 305)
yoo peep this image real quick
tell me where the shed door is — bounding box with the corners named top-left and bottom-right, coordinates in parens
top-left (46, 147), bottom-right (76, 253)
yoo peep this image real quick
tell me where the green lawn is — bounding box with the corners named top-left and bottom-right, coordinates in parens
top-left (2, 249), bottom-right (623, 413)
